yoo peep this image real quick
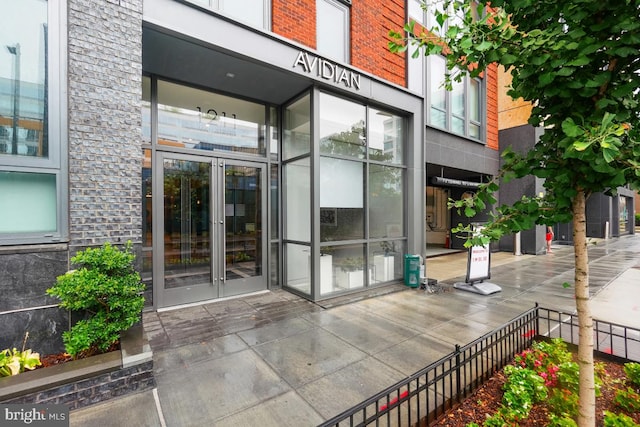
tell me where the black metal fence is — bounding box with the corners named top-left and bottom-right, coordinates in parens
top-left (318, 305), bottom-right (640, 427)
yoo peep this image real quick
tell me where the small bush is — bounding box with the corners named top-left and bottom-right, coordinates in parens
top-left (47, 241), bottom-right (145, 358)
top-left (603, 411), bottom-right (640, 427)
top-left (635, 213), bottom-right (640, 227)
top-left (0, 333), bottom-right (41, 376)
top-left (614, 387), bottom-right (640, 413)
top-left (0, 348), bottom-right (41, 377)
top-left (623, 362), bottom-right (640, 387)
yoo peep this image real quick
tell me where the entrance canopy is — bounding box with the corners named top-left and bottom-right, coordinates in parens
top-left (143, 26), bottom-right (311, 105)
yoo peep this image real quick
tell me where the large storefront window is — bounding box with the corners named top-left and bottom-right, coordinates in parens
top-left (319, 94), bottom-right (365, 158)
top-left (317, 93), bottom-right (406, 296)
top-left (369, 108), bottom-right (404, 164)
top-left (320, 157), bottom-right (364, 242)
top-left (284, 91), bottom-right (406, 298)
top-left (284, 157), bottom-right (310, 242)
top-left (0, 0), bottom-right (65, 244)
top-left (283, 93), bottom-right (312, 294)
top-left (369, 164), bottom-right (404, 239)
top-left (283, 94), bottom-right (310, 160)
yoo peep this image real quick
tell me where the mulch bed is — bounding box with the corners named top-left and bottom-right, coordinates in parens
top-left (431, 357), bottom-right (639, 427)
top-left (36, 342), bottom-right (120, 369)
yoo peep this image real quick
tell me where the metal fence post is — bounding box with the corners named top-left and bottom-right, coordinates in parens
top-left (455, 344), bottom-right (461, 402)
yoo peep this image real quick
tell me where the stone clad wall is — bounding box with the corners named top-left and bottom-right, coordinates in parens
top-left (67, 0), bottom-right (143, 250)
top-left (0, 246), bottom-right (69, 355)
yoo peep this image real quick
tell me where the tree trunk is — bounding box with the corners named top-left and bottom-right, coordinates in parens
top-left (573, 191), bottom-right (595, 427)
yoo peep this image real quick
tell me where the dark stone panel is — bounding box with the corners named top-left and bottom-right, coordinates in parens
top-left (497, 125), bottom-right (550, 254)
top-left (2, 360), bottom-right (155, 411)
top-left (0, 249), bottom-right (69, 311)
top-left (556, 223), bottom-right (574, 244)
top-left (0, 306), bottom-right (68, 355)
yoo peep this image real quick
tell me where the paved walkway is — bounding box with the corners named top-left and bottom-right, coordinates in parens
top-left (70, 235), bottom-right (640, 427)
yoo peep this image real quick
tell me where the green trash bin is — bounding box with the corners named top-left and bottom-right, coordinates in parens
top-left (404, 254), bottom-right (421, 288)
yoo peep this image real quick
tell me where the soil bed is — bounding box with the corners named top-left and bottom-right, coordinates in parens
top-left (36, 342), bottom-right (120, 369)
top-left (432, 357), bottom-right (639, 427)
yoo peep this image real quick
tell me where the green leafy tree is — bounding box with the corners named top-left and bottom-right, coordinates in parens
top-left (390, 1), bottom-right (640, 426)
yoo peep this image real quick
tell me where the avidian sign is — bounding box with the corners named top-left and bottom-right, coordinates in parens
top-left (293, 51), bottom-right (361, 90)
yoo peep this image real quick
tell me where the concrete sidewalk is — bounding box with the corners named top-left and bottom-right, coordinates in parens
top-left (70, 235), bottom-right (640, 427)
top-left (591, 267), bottom-right (640, 329)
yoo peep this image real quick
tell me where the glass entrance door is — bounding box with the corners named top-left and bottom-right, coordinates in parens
top-left (220, 162), bottom-right (265, 296)
top-left (157, 153), bottom-right (266, 307)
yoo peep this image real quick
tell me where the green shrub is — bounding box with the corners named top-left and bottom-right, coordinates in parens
top-left (623, 362), bottom-right (640, 387)
top-left (548, 414), bottom-right (578, 427)
top-left (603, 411), bottom-right (640, 427)
top-left (614, 387), bottom-right (640, 413)
top-left (47, 241), bottom-right (145, 358)
top-left (635, 212), bottom-right (640, 227)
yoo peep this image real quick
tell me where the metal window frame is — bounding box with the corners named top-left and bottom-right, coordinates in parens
top-left (0, 0), bottom-right (68, 245)
top-left (316, 0), bottom-right (351, 63)
top-left (182, 0), bottom-right (272, 31)
top-left (426, 56), bottom-right (486, 143)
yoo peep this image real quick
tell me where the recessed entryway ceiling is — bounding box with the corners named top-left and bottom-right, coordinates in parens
top-left (142, 27), bottom-right (311, 105)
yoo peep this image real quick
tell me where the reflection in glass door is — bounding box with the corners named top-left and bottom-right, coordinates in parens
top-left (157, 154), bottom-right (266, 307)
top-left (222, 163), bottom-right (263, 296)
top-left (161, 158), bottom-right (215, 306)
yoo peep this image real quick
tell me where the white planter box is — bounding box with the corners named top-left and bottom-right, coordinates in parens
top-left (319, 254), bottom-right (333, 295)
top-left (373, 255), bottom-right (395, 282)
top-left (336, 269), bottom-right (365, 289)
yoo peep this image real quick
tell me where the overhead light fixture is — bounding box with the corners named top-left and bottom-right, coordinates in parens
top-left (226, 72), bottom-right (235, 78)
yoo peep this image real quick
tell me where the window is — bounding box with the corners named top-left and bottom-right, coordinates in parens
top-left (410, 0), bottom-right (484, 130)
top-left (407, 36), bottom-right (425, 95)
top-left (409, 0), bottom-right (426, 26)
top-left (186, 0), bottom-right (271, 30)
top-left (426, 0), bottom-right (465, 37)
top-left (317, 92), bottom-right (406, 295)
top-left (429, 55), bottom-right (447, 128)
top-left (156, 79), bottom-right (267, 156)
top-left (317, 0), bottom-right (350, 63)
top-left (428, 56), bottom-right (484, 141)
top-left (0, 0), bottom-right (66, 244)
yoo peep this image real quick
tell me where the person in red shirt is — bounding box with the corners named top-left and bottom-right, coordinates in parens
top-left (546, 226), bottom-right (554, 253)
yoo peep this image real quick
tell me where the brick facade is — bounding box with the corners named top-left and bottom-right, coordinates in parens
top-left (273, 0), bottom-right (406, 86)
top-left (272, 0), bottom-right (316, 48)
top-left (485, 64), bottom-right (499, 150)
top-left (497, 65), bottom-right (533, 131)
top-left (67, 0), bottom-right (143, 250)
top-left (351, 0), bottom-right (406, 86)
